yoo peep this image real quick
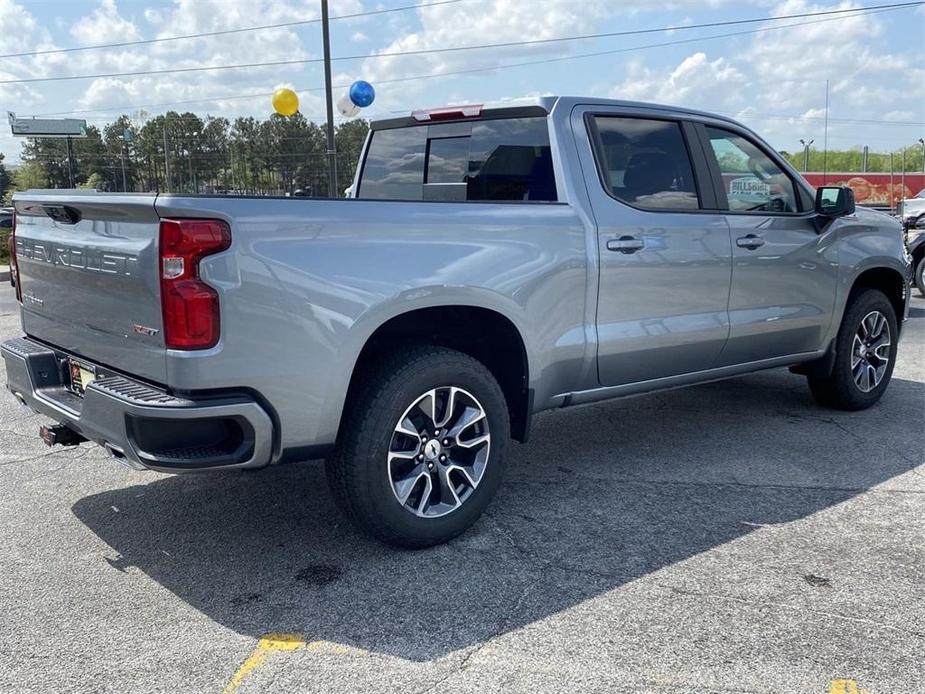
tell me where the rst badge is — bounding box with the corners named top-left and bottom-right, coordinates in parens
top-left (132, 324), bottom-right (159, 337)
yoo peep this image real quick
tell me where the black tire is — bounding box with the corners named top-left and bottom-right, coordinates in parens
top-left (807, 288), bottom-right (898, 410)
top-left (914, 254), bottom-right (925, 297)
top-left (326, 346), bottom-right (510, 549)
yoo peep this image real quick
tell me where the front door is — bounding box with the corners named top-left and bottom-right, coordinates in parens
top-left (578, 111), bottom-right (733, 386)
top-left (698, 124), bottom-right (838, 365)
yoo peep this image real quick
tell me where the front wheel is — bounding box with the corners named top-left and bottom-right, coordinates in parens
top-left (326, 346), bottom-right (510, 549)
top-left (807, 288), bottom-right (898, 410)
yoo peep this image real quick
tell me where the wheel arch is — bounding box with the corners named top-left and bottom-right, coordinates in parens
top-left (847, 265), bottom-right (908, 329)
top-left (338, 302), bottom-right (533, 445)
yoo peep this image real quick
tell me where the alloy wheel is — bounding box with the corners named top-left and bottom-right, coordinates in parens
top-left (387, 386), bottom-right (491, 518)
top-left (851, 310), bottom-right (891, 393)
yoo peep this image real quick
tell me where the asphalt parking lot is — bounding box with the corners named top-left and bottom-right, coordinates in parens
top-left (0, 283), bottom-right (922, 694)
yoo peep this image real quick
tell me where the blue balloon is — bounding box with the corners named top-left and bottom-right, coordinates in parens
top-left (349, 80), bottom-right (375, 108)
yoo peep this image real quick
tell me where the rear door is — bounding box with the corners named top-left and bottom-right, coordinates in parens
top-left (696, 123), bottom-right (837, 364)
top-left (573, 107), bottom-right (733, 386)
top-left (13, 193), bottom-right (166, 383)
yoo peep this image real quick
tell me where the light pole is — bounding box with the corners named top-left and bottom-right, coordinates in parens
top-left (799, 138), bottom-right (814, 172)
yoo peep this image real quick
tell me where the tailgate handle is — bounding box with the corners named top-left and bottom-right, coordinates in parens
top-left (42, 205), bottom-right (81, 225)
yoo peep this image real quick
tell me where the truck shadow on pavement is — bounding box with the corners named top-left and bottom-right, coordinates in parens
top-left (71, 370), bottom-right (924, 662)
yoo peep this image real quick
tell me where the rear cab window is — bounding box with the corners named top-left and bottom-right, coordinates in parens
top-left (357, 116), bottom-right (557, 202)
top-left (588, 115), bottom-right (701, 211)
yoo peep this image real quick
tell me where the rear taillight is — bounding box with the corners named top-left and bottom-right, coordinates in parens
top-left (158, 218), bottom-right (230, 350)
top-left (10, 211), bottom-right (21, 303)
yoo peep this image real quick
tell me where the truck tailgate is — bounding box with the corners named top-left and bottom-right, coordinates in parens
top-left (13, 192), bottom-right (166, 384)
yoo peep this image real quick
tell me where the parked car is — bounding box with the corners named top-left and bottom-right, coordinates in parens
top-left (907, 229), bottom-right (925, 297)
top-left (900, 188), bottom-right (925, 230)
top-left (2, 97), bottom-right (912, 548)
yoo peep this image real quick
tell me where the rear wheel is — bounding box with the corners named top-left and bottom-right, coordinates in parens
top-left (326, 346), bottom-right (510, 549)
top-left (807, 288), bottom-right (898, 410)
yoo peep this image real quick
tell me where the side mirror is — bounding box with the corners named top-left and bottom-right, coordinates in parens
top-left (815, 186), bottom-right (855, 218)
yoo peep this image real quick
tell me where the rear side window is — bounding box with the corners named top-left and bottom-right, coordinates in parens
top-left (358, 117), bottom-right (557, 202)
top-left (590, 116), bottom-right (700, 211)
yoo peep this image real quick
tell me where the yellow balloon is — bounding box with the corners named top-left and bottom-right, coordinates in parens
top-left (272, 88), bottom-right (299, 116)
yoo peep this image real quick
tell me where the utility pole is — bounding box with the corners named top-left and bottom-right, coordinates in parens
top-left (822, 79), bottom-right (829, 185)
top-left (900, 148), bottom-right (906, 218)
top-left (862, 145), bottom-right (868, 173)
top-left (121, 128), bottom-right (133, 192)
top-left (321, 0), bottom-right (338, 198)
top-left (120, 147), bottom-right (127, 191)
top-left (799, 138), bottom-right (813, 172)
top-left (65, 136), bottom-right (75, 188)
top-left (919, 138), bottom-right (925, 174)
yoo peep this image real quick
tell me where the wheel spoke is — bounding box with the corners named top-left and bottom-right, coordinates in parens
top-left (433, 387), bottom-right (457, 428)
top-left (395, 416), bottom-right (420, 440)
top-left (416, 389), bottom-right (437, 427)
top-left (435, 465), bottom-right (461, 508)
top-left (445, 463), bottom-right (477, 489)
top-left (871, 312), bottom-right (886, 339)
top-left (414, 474), bottom-right (434, 514)
top-left (854, 360), bottom-right (870, 391)
top-left (866, 364), bottom-right (879, 390)
top-left (394, 468), bottom-right (427, 506)
top-left (871, 334), bottom-right (891, 361)
top-left (389, 449), bottom-right (418, 462)
top-left (456, 432), bottom-right (490, 450)
top-left (447, 405), bottom-right (486, 439)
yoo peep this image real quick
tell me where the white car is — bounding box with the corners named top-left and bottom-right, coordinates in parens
top-left (900, 188), bottom-right (925, 230)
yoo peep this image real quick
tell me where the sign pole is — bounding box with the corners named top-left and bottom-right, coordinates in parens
top-left (321, 0), bottom-right (338, 198)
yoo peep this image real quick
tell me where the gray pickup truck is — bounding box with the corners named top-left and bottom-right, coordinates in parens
top-left (3, 96), bottom-right (911, 548)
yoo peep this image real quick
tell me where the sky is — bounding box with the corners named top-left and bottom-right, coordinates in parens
top-left (0, 0), bottom-right (923, 164)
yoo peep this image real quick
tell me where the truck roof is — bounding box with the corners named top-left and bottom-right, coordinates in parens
top-left (369, 95), bottom-right (744, 130)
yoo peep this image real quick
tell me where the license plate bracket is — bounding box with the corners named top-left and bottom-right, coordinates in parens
top-left (68, 359), bottom-right (96, 396)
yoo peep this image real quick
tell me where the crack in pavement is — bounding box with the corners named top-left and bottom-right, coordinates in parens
top-left (662, 585), bottom-right (924, 639)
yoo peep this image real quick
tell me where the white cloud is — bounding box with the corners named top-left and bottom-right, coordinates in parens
top-left (608, 52), bottom-right (747, 110)
top-left (358, 0), bottom-right (614, 109)
top-left (70, 0), bottom-right (141, 46)
top-left (0, 0), bottom-right (920, 164)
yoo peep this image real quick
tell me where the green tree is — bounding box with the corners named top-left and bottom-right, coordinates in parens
top-left (0, 153), bottom-right (11, 203)
top-left (335, 119), bottom-right (370, 194)
top-left (11, 159), bottom-right (47, 191)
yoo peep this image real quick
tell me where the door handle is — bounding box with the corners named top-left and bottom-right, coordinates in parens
top-left (606, 236), bottom-right (645, 253)
top-left (736, 234), bottom-right (765, 249)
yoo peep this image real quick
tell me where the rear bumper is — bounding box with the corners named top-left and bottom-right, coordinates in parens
top-left (1, 336), bottom-right (273, 473)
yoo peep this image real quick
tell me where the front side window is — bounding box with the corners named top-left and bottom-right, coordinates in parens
top-left (358, 116), bottom-right (557, 202)
top-left (591, 116), bottom-right (700, 211)
top-left (705, 126), bottom-right (799, 213)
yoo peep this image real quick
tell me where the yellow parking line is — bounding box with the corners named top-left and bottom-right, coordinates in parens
top-left (829, 679), bottom-right (870, 694)
top-left (223, 633), bottom-right (305, 694)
